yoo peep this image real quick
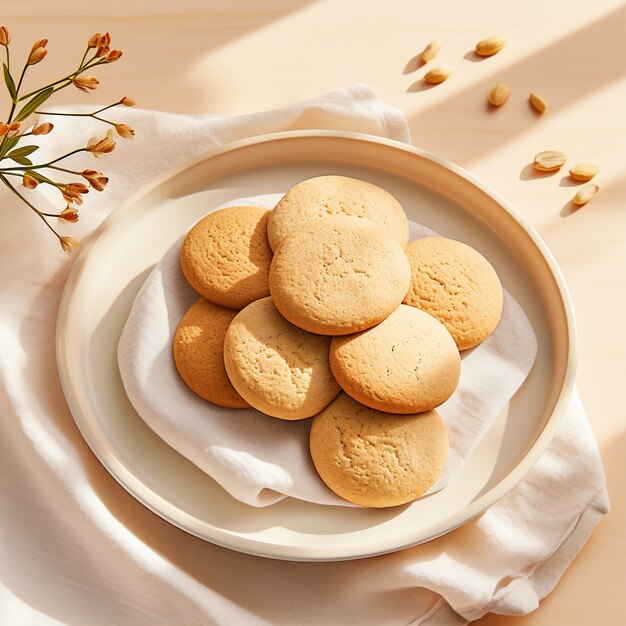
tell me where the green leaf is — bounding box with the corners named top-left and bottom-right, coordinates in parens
top-left (14, 86), bottom-right (54, 123)
top-left (26, 170), bottom-right (55, 185)
top-left (0, 136), bottom-right (20, 159)
top-left (10, 156), bottom-right (32, 166)
top-left (3, 63), bottom-right (16, 101)
top-left (7, 145), bottom-right (39, 158)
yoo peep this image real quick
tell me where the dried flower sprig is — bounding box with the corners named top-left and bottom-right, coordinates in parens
top-left (0, 27), bottom-right (135, 252)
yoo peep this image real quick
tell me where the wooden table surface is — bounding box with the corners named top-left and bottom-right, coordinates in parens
top-left (7, 1), bottom-right (626, 624)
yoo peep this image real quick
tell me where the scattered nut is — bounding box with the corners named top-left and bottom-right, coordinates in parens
top-left (424, 65), bottom-right (452, 84)
top-left (421, 39), bottom-right (443, 63)
top-left (475, 35), bottom-right (506, 57)
top-left (573, 184), bottom-right (599, 206)
top-left (569, 163), bottom-right (598, 182)
top-left (488, 83), bottom-right (510, 107)
top-left (529, 92), bottom-right (548, 113)
top-left (534, 150), bottom-right (567, 172)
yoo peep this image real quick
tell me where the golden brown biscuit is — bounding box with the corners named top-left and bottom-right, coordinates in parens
top-left (267, 175), bottom-right (409, 251)
top-left (269, 216), bottom-right (411, 335)
top-left (180, 206), bottom-right (272, 309)
top-left (310, 393), bottom-right (449, 507)
top-left (330, 305), bottom-right (460, 413)
top-left (173, 298), bottom-right (250, 408)
top-left (403, 237), bottom-right (504, 350)
top-left (223, 297), bottom-right (340, 420)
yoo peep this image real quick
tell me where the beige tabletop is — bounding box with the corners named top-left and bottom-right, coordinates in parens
top-left (8, 1), bottom-right (626, 624)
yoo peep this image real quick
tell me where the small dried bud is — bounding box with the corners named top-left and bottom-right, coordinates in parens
top-left (88, 33), bottom-right (101, 48)
top-left (64, 194), bottom-right (82, 206)
top-left (63, 193), bottom-right (82, 206)
top-left (60, 207), bottom-right (80, 223)
top-left (105, 49), bottom-right (123, 63)
top-left (120, 97), bottom-right (135, 107)
top-left (32, 122), bottom-right (54, 135)
top-left (62, 182), bottom-right (89, 205)
top-left (23, 174), bottom-right (38, 189)
top-left (0, 26), bottom-right (10, 46)
top-left (28, 47), bottom-right (47, 65)
top-left (7, 122), bottom-right (20, 138)
top-left (0, 123), bottom-right (8, 137)
top-left (59, 236), bottom-right (81, 253)
top-left (96, 32), bottom-right (111, 58)
top-left (82, 169), bottom-right (109, 191)
top-left (114, 123), bottom-right (135, 139)
top-left (28, 39), bottom-right (48, 65)
top-left (72, 76), bottom-right (99, 93)
top-left (87, 129), bottom-right (116, 157)
top-left (67, 182), bottom-right (89, 194)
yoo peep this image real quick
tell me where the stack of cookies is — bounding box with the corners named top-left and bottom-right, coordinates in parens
top-left (174, 176), bottom-right (504, 508)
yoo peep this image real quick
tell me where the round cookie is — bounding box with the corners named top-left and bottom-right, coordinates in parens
top-left (180, 206), bottom-right (272, 309)
top-left (269, 216), bottom-right (411, 335)
top-left (173, 298), bottom-right (250, 409)
top-left (403, 237), bottom-right (504, 351)
top-left (330, 305), bottom-right (460, 414)
top-left (223, 297), bottom-right (340, 420)
top-left (267, 175), bottom-right (409, 251)
top-left (309, 393), bottom-right (449, 508)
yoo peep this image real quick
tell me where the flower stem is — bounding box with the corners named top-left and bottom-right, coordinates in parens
top-left (35, 98), bottom-right (123, 118)
top-left (33, 110), bottom-right (93, 117)
top-left (44, 147), bottom-right (88, 166)
top-left (0, 63), bottom-right (27, 155)
top-left (11, 65), bottom-right (28, 111)
top-left (1, 170), bottom-right (62, 188)
top-left (92, 115), bottom-right (115, 125)
top-left (78, 46), bottom-right (90, 69)
top-left (0, 173), bottom-right (62, 238)
top-left (46, 165), bottom-right (82, 175)
top-left (0, 147), bottom-right (88, 172)
top-left (19, 76), bottom-right (71, 100)
top-left (94, 100), bottom-right (124, 115)
top-left (17, 56), bottom-right (105, 102)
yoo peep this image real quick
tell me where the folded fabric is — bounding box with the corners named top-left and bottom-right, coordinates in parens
top-left (0, 86), bottom-right (609, 626)
top-left (118, 193), bottom-right (537, 507)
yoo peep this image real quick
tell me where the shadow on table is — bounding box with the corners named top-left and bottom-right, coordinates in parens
top-left (407, 5), bottom-right (626, 164)
top-left (17, 0), bottom-right (321, 112)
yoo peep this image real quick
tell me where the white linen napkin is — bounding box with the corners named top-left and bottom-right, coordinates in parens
top-left (118, 194), bottom-right (537, 507)
top-left (0, 85), bottom-right (609, 625)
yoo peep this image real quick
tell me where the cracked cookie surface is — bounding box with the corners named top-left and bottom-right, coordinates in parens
top-left (403, 237), bottom-right (503, 350)
top-left (330, 305), bottom-right (460, 413)
top-left (309, 393), bottom-right (449, 507)
top-left (173, 298), bottom-right (250, 408)
top-left (180, 205), bottom-right (272, 309)
top-left (269, 216), bottom-right (411, 335)
top-left (223, 297), bottom-right (340, 420)
top-left (267, 175), bottom-right (409, 251)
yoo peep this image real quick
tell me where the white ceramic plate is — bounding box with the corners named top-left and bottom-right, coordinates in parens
top-left (56, 131), bottom-right (576, 561)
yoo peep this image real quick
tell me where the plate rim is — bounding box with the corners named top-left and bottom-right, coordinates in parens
top-left (56, 129), bottom-right (578, 561)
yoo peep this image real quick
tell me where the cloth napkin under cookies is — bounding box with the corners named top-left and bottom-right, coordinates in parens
top-left (118, 194), bottom-right (537, 507)
top-left (0, 85), bottom-right (609, 625)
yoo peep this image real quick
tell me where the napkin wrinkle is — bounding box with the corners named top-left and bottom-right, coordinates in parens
top-left (0, 86), bottom-right (608, 626)
top-left (464, 486), bottom-right (608, 621)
